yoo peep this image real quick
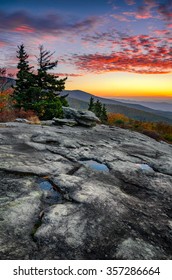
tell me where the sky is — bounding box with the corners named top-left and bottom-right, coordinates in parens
top-left (0, 0), bottom-right (172, 99)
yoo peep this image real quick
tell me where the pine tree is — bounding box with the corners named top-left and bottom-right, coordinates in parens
top-left (37, 45), bottom-right (67, 93)
top-left (101, 104), bottom-right (108, 123)
top-left (13, 44), bottom-right (34, 110)
top-left (94, 100), bottom-right (102, 118)
top-left (88, 97), bottom-right (108, 123)
top-left (33, 45), bottom-right (68, 119)
top-left (88, 96), bottom-right (95, 111)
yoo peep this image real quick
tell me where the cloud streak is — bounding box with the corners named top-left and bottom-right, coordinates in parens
top-left (55, 73), bottom-right (83, 77)
top-left (111, 14), bottom-right (130, 22)
top-left (0, 10), bottom-right (101, 35)
top-left (0, 40), bottom-right (9, 47)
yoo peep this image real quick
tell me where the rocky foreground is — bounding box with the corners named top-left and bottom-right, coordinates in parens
top-left (0, 121), bottom-right (172, 260)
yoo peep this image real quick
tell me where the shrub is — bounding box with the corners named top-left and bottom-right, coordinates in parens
top-left (107, 113), bottom-right (129, 126)
top-left (15, 109), bottom-right (40, 124)
top-left (0, 88), bottom-right (14, 112)
top-left (107, 112), bottom-right (172, 144)
top-left (33, 99), bottom-right (63, 120)
top-left (0, 110), bottom-right (16, 122)
top-left (164, 134), bottom-right (172, 142)
top-left (142, 129), bottom-right (162, 141)
top-left (114, 119), bottom-right (125, 126)
top-left (15, 109), bottom-right (36, 119)
top-left (0, 109), bottom-right (40, 123)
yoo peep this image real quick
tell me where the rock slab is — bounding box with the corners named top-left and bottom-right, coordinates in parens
top-left (0, 122), bottom-right (172, 259)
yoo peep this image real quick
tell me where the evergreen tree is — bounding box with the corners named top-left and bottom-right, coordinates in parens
top-left (101, 104), bottom-right (108, 123)
top-left (88, 96), bottom-right (95, 111)
top-left (88, 97), bottom-right (108, 123)
top-left (13, 44), bottom-right (34, 110)
top-left (37, 45), bottom-right (67, 93)
top-left (94, 100), bottom-right (102, 118)
top-left (12, 44), bottom-right (68, 119)
top-left (33, 45), bottom-right (68, 119)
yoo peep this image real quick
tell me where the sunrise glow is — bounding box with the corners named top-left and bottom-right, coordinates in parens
top-left (0, 0), bottom-right (171, 99)
top-left (66, 72), bottom-right (172, 98)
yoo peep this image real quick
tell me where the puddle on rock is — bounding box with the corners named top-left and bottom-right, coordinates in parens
top-left (37, 178), bottom-right (63, 204)
top-left (79, 159), bottom-right (109, 172)
top-left (136, 163), bottom-right (154, 172)
top-left (39, 180), bottom-right (53, 191)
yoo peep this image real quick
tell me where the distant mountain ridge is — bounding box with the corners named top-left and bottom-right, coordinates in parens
top-left (0, 77), bottom-right (15, 90)
top-left (1, 78), bottom-right (172, 124)
top-left (114, 98), bottom-right (172, 112)
top-left (63, 90), bottom-right (172, 124)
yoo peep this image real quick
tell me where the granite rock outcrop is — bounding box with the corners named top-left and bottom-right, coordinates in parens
top-left (0, 122), bottom-right (172, 259)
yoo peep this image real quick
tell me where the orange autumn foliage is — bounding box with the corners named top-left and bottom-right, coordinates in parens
top-left (0, 108), bottom-right (40, 123)
top-left (108, 113), bottom-right (129, 125)
top-left (0, 88), bottom-right (40, 123)
top-left (107, 112), bottom-right (172, 144)
top-left (0, 88), bottom-right (14, 112)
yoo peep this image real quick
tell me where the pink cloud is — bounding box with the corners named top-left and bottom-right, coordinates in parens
top-left (135, 6), bottom-right (152, 19)
top-left (144, 0), bottom-right (158, 9)
top-left (0, 10), bottom-right (102, 36)
top-left (0, 41), bottom-right (7, 47)
top-left (123, 0), bottom-right (159, 20)
top-left (55, 73), bottom-right (83, 77)
top-left (123, 11), bottom-right (135, 17)
top-left (4, 67), bottom-right (18, 76)
top-left (157, 2), bottom-right (172, 24)
top-left (14, 25), bottom-right (35, 33)
top-left (111, 14), bottom-right (130, 22)
top-left (154, 29), bottom-right (170, 35)
top-left (167, 23), bottom-right (172, 28)
top-left (123, 9), bottom-right (152, 20)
